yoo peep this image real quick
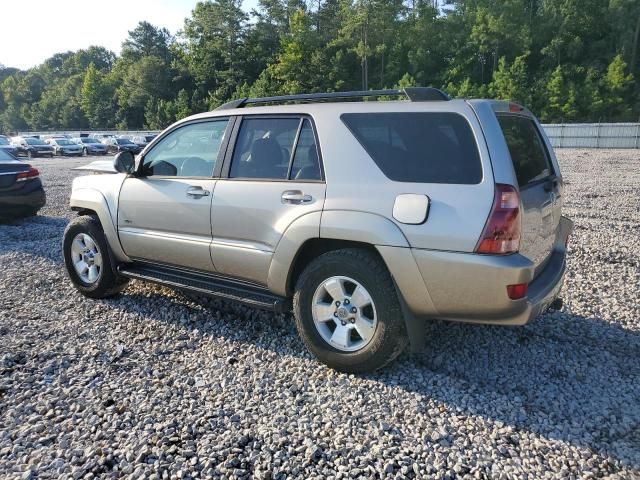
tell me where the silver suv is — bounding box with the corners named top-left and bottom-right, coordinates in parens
top-left (63, 88), bottom-right (573, 373)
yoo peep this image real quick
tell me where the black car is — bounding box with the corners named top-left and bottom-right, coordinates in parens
top-left (103, 137), bottom-right (142, 154)
top-left (12, 137), bottom-right (55, 158)
top-left (0, 149), bottom-right (46, 219)
top-left (0, 136), bottom-right (19, 157)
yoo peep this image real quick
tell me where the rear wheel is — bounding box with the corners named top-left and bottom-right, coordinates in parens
top-left (293, 248), bottom-right (407, 373)
top-left (63, 216), bottom-right (129, 298)
top-left (83, 147), bottom-right (88, 156)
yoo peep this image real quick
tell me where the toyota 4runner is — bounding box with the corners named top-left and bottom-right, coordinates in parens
top-left (63, 88), bottom-right (573, 373)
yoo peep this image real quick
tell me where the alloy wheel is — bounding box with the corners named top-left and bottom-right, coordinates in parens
top-left (70, 233), bottom-right (103, 284)
top-left (311, 276), bottom-right (377, 352)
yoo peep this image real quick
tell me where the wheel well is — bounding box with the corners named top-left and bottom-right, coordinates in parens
top-left (72, 207), bottom-right (97, 217)
top-left (286, 238), bottom-right (382, 295)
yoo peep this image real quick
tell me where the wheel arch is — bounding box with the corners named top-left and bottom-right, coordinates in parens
top-left (70, 188), bottom-right (130, 263)
top-left (267, 210), bottom-right (410, 297)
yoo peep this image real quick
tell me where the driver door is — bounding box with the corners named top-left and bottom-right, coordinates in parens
top-left (117, 118), bottom-right (231, 272)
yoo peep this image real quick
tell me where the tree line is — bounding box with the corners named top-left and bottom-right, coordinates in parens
top-left (1, 0), bottom-right (638, 133)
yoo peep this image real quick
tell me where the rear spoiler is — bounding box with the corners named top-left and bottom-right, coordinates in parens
top-left (73, 160), bottom-right (116, 174)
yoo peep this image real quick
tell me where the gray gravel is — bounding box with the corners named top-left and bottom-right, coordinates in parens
top-left (1, 150), bottom-right (639, 479)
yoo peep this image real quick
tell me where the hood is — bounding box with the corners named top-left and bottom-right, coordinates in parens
top-left (73, 160), bottom-right (117, 174)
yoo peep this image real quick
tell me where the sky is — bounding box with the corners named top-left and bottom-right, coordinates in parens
top-left (0, 0), bottom-right (258, 70)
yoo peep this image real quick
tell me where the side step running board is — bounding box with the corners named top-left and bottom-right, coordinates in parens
top-left (118, 263), bottom-right (290, 313)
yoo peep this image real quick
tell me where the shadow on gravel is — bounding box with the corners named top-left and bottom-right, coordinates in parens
top-left (0, 215), bottom-right (67, 263)
top-left (383, 312), bottom-right (640, 469)
top-left (110, 285), bottom-right (640, 469)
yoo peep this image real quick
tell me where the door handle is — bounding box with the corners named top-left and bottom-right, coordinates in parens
top-left (281, 190), bottom-right (312, 204)
top-left (186, 186), bottom-right (210, 198)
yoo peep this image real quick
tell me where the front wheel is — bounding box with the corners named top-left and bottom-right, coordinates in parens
top-left (83, 147), bottom-right (88, 156)
top-left (293, 249), bottom-right (407, 373)
top-left (63, 216), bottom-right (129, 298)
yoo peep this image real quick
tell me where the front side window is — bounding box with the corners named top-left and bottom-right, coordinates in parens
top-left (142, 119), bottom-right (229, 177)
top-left (497, 115), bottom-right (554, 187)
top-left (341, 112), bottom-right (482, 184)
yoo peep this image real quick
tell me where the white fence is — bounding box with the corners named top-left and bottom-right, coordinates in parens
top-left (541, 123), bottom-right (640, 149)
top-left (17, 123), bottom-right (640, 149)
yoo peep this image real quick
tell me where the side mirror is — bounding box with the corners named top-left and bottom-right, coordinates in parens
top-left (113, 151), bottom-right (135, 174)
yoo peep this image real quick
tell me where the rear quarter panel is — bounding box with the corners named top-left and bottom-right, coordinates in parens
top-left (312, 101), bottom-right (495, 252)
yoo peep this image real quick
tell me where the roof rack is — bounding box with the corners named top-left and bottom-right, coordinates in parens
top-left (215, 87), bottom-right (450, 110)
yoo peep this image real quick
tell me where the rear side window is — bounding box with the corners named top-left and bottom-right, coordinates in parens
top-left (230, 118), bottom-right (299, 179)
top-left (497, 115), bottom-right (554, 187)
top-left (341, 112), bottom-right (482, 184)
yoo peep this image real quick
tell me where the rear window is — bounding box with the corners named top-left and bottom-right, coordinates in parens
top-left (341, 112), bottom-right (482, 184)
top-left (497, 115), bottom-right (554, 187)
top-left (0, 149), bottom-right (15, 161)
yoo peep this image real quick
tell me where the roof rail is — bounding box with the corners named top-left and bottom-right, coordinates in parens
top-left (215, 87), bottom-right (450, 110)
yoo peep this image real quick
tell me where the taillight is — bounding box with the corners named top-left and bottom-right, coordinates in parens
top-left (507, 283), bottom-right (528, 300)
top-left (16, 167), bottom-right (39, 182)
top-left (476, 184), bottom-right (521, 254)
top-left (509, 102), bottom-right (524, 112)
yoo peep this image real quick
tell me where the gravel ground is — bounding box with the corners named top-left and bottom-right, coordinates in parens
top-left (0, 150), bottom-right (639, 479)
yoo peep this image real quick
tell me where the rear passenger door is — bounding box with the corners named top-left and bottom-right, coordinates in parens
top-left (211, 115), bottom-right (325, 285)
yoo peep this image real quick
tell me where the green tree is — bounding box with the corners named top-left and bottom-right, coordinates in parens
top-left (489, 54), bottom-right (530, 106)
top-left (81, 63), bottom-right (116, 128)
top-left (603, 54), bottom-right (635, 120)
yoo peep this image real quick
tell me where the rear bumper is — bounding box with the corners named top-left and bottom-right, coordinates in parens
top-left (391, 216), bottom-right (573, 325)
top-left (0, 180), bottom-right (46, 216)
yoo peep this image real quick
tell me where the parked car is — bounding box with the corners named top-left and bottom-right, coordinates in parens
top-left (73, 137), bottom-right (108, 156)
top-left (47, 138), bottom-right (83, 156)
top-left (43, 134), bottom-right (73, 140)
top-left (62, 88), bottom-right (573, 373)
top-left (0, 135), bottom-right (19, 157)
top-left (132, 135), bottom-right (157, 149)
top-left (0, 148), bottom-right (46, 219)
top-left (102, 137), bottom-right (141, 154)
top-left (11, 136), bottom-right (55, 158)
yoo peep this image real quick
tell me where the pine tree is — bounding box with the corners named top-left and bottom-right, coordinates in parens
top-left (603, 54), bottom-right (635, 120)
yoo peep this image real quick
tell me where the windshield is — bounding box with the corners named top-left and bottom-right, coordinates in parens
top-left (82, 138), bottom-right (100, 144)
top-left (116, 138), bottom-right (134, 145)
top-left (26, 138), bottom-right (47, 146)
top-left (145, 136), bottom-right (156, 142)
top-left (56, 139), bottom-right (74, 145)
top-left (0, 138), bottom-right (10, 145)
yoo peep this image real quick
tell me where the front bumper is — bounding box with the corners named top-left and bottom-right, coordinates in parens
top-left (383, 216), bottom-right (573, 326)
top-left (88, 147), bottom-right (107, 154)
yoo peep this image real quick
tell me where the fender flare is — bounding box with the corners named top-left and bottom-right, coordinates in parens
top-left (320, 210), bottom-right (410, 247)
top-left (267, 211), bottom-right (322, 296)
top-left (70, 188), bottom-right (130, 263)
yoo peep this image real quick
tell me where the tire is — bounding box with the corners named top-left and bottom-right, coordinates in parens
top-left (293, 248), bottom-right (407, 373)
top-left (63, 216), bottom-right (129, 299)
top-left (27, 150), bottom-right (33, 159)
top-left (83, 147), bottom-right (88, 156)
